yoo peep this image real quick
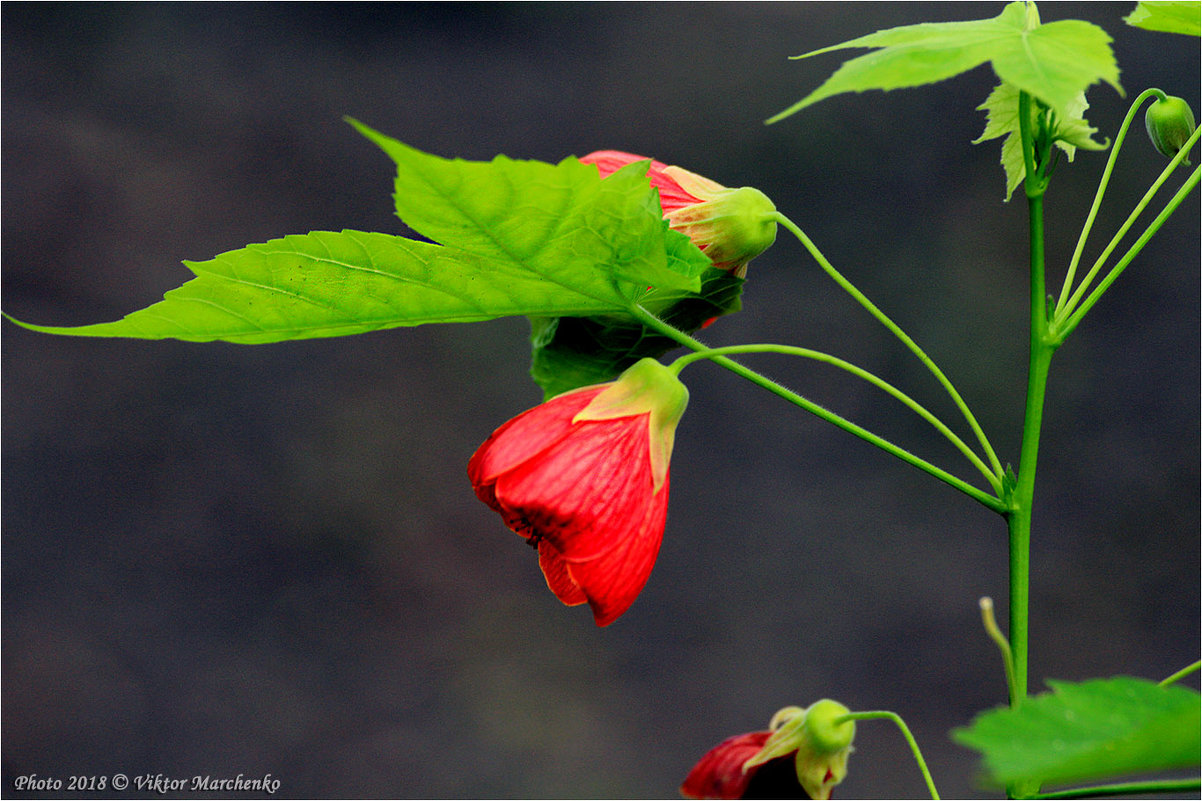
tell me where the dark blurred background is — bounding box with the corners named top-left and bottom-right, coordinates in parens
top-left (3, 3), bottom-right (1198, 798)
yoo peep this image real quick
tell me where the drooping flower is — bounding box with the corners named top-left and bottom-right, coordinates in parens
top-left (467, 357), bottom-right (688, 626)
top-left (579, 150), bottom-right (777, 278)
top-left (681, 702), bottom-right (856, 800)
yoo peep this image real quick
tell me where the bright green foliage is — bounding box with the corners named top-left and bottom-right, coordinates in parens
top-left (975, 83), bottom-right (1108, 199)
top-left (8, 126), bottom-right (709, 344)
top-left (1125, 1), bottom-right (1202, 36)
top-left (768, 1), bottom-right (1122, 126)
top-left (350, 120), bottom-right (704, 297)
top-left (953, 676), bottom-right (1201, 789)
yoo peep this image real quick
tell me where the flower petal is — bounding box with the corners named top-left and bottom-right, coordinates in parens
top-left (579, 150), bottom-right (702, 213)
top-left (560, 472), bottom-right (668, 626)
top-left (537, 542), bottom-right (588, 607)
top-left (491, 415), bottom-right (656, 561)
top-left (467, 386), bottom-right (601, 493)
top-left (680, 731), bottom-right (771, 800)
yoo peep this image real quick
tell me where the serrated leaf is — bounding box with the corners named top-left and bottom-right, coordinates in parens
top-left (1125, 1), bottom-right (1202, 36)
top-left (9, 131), bottom-right (705, 344)
top-left (975, 82), bottom-right (1108, 200)
top-left (8, 230), bottom-right (675, 344)
top-left (349, 119), bottom-right (702, 295)
top-left (953, 676), bottom-right (1201, 788)
top-left (769, 1), bottom-right (1122, 126)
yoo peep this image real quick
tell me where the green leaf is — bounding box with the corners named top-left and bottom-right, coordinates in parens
top-left (953, 676), bottom-right (1201, 789)
top-left (8, 230), bottom-right (675, 344)
top-left (974, 82), bottom-right (1108, 200)
top-left (524, 199), bottom-right (743, 397)
top-left (769, 1), bottom-right (1122, 126)
top-left (9, 129), bottom-right (706, 344)
top-left (1125, 1), bottom-right (1202, 36)
top-left (349, 119), bottom-right (702, 296)
top-left (529, 267), bottom-right (744, 398)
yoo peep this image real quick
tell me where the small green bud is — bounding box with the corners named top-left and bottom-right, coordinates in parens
top-left (1145, 95), bottom-right (1196, 164)
top-left (742, 701), bottom-right (856, 800)
top-left (803, 699), bottom-right (856, 753)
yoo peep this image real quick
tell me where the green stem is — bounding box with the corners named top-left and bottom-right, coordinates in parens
top-left (838, 711), bottom-right (940, 800)
top-left (1055, 88), bottom-right (1167, 312)
top-left (629, 305), bottom-right (1007, 513)
top-left (1054, 163), bottom-right (1200, 343)
top-left (1007, 94), bottom-right (1058, 726)
top-left (1032, 778), bottom-right (1202, 799)
top-left (672, 344), bottom-right (999, 488)
top-left (772, 212), bottom-right (1005, 482)
top-left (979, 597), bottom-right (1020, 706)
top-left (1056, 126), bottom-right (1201, 328)
top-left (1160, 660), bottom-right (1201, 687)
top-left (1009, 191), bottom-right (1055, 710)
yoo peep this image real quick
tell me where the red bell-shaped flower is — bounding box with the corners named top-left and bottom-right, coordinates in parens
top-left (468, 358), bottom-right (688, 626)
top-left (580, 150), bottom-right (777, 278)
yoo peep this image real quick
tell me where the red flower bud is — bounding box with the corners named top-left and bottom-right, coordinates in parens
top-left (467, 358), bottom-right (688, 626)
top-left (580, 150), bottom-right (777, 278)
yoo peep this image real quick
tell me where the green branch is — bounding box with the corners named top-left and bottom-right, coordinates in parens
top-left (672, 344), bottom-right (1000, 489)
top-left (979, 597), bottom-right (1020, 706)
top-left (1056, 88), bottom-right (1167, 312)
top-left (772, 212), bottom-right (1005, 483)
top-left (838, 710), bottom-right (940, 800)
top-left (630, 305), bottom-right (1007, 513)
top-left (1032, 778), bottom-right (1202, 799)
top-left (1160, 660), bottom-right (1201, 687)
top-left (1054, 161), bottom-right (1200, 343)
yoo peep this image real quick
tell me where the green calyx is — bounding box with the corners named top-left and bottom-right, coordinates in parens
top-left (743, 701), bottom-right (856, 800)
top-left (803, 699), bottom-right (856, 753)
top-left (1146, 95), bottom-right (1197, 164)
top-left (662, 167), bottom-right (778, 276)
top-left (573, 357), bottom-right (689, 492)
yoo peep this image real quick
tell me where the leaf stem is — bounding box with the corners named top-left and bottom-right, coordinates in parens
top-left (1055, 88), bottom-right (1167, 312)
top-left (672, 344), bottom-right (999, 488)
top-left (771, 212), bottom-right (1005, 482)
top-left (837, 711), bottom-right (940, 800)
top-left (629, 305), bottom-right (1007, 513)
top-left (1031, 778), bottom-right (1202, 799)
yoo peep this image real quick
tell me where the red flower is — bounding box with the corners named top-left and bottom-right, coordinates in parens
top-left (580, 150), bottom-right (777, 278)
top-left (467, 358), bottom-right (688, 626)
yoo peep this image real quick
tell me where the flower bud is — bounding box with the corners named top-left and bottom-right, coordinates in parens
top-left (580, 151), bottom-right (777, 278)
top-left (1145, 95), bottom-right (1196, 164)
top-left (659, 166), bottom-right (777, 278)
top-left (741, 701), bottom-right (855, 800)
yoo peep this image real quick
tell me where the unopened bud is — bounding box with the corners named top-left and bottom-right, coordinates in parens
top-left (1145, 95), bottom-right (1196, 164)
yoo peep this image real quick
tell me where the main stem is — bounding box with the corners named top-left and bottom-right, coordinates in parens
top-left (1009, 188), bottom-right (1055, 707)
